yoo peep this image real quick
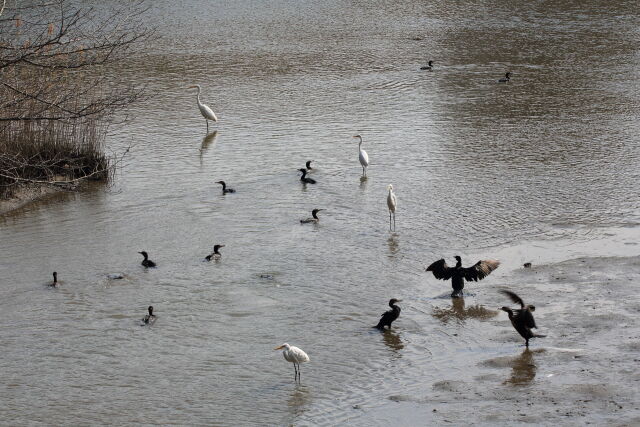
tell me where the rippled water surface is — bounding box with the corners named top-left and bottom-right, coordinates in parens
top-left (2, 1), bottom-right (640, 425)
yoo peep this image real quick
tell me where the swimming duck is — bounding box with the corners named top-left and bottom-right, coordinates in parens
top-left (139, 251), bottom-right (156, 268)
top-left (498, 72), bottom-right (511, 83)
top-left (420, 60), bottom-right (433, 71)
top-left (499, 290), bottom-right (544, 347)
top-left (374, 298), bottom-right (402, 330)
top-left (205, 244), bottom-right (225, 261)
top-left (48, 271), bottom-right (60, 287)
top-left (300, 209), bottom-right (324, 224)
top-left (142, 306), bottom-right (156, 325)
top-left (216, 180), bottom-right (235, 194)
top-left (426, 256), bottom-right (500, 297)
top-left (298, 168), bottom-right (316, 184)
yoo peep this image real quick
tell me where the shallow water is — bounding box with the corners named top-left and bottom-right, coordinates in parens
top-left (1, 1), bottom-right (640, 425)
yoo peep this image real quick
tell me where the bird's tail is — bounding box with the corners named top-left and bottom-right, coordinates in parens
top-left (373, 323), bottom-right (384, 330)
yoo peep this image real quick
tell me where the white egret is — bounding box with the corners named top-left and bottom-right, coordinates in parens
top-left (274, 343), bottom-right (309, 382)
top-left (353, 135), bottom-right (369, 176)
top-left (387, 184), bottom-right (397, 231)
top-left (498, 72), bottom-right (511, 83)
top-left (188, 84), bottom-right (218, 130)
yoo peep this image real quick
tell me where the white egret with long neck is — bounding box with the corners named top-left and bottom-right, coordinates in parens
top-left (188, 84), bottom-right (218, 130)
top-left (387, 184), bottom-right (397, 231)
top-left (274, 343), bottom-right (309, 382)
top-left (353, 135), bottom-right (369, 176)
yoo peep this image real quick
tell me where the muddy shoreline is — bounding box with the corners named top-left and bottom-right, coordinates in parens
top-left (0, 184), bottom-right (65, 216)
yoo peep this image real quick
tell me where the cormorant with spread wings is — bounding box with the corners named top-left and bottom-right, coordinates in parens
top-left (499, 290), bottom-right (544, 347)
top-left (426, 255), bottom-right (500, 297)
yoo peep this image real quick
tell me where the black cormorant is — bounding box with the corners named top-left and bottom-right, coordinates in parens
top-left (499, 290), bottom-right (544, 347)
top-left (216, 180), bottom-right (235, 194)
top-left (300, 209), bottom-right (324, 224)
top-left (305, 160), bottom-right (313, 171)
top-left (426, 255), bottom-right (500, 297)
top-left (139, 251), bottom-right (156, 268)
top-left (298, 168), bottom-right (316, 184)
top-left (498, 72), bottom-right (511, 83)
top-left (142, 306), bottom-right (156, 325)
top-left (420, 60), bottom-right (433, 71)
top-left (48, 271), bottom-right (59, 287)
top-left (205, 244), bottom-right (225, 261)
top-left (374, 299), bottom-right (402, 330)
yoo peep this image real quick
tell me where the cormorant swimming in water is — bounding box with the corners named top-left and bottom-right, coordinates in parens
top-left (375, 299), bottom-right (402, 330)
top-left (205, 244), bottom-right (225, 261)
top-left (426, 255), bottom-right (500, 297)
top-left (499, 290), bottom-right (544, 347)
top-left (420, 60), bottom-right (433, 71)
top-left (498, 72), bottom-right (511, 83)
top-left (139, 251), bottom-right (156, 268)
top-left (298, 168), bottom-right (316, 184)
top-left (305, 160), bottom-right (313, 171)
top-left (216, 180), bottom-right (235, 194)
top-left (300, 208), bottom-right (324, 224)
top-left (49, 271), bottom-right (59, 287)
top-left (142, 306), bottom-right (156, 325)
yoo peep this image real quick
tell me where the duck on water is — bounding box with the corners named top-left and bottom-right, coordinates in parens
top-left (139, 251), bottom-right (156, 268)
top-left (142, 306), bottom-right (156, 325)
top-left (298, 168), bottom-right (316, 184)
top-left (426, 255), bottom-right (499, 297)
top-left (216, 180), bottom-right (235, 194)
top-left (300, 209), bottom-right (324, 224)
top-left (205, 244), bottom-right (225, 261)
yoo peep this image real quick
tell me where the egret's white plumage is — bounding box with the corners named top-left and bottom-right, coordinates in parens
top-left (387, 184), bottom-right (397, 231)
top-left (274, 343), bottom-right (309, 382)
top-left (353, 135), bottom-right (369, 176)
top-left (188, 84), bottom-right (218, 130)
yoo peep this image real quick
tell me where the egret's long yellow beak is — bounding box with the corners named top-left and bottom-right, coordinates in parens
top-left (274, 345), bottom-right (284, 350)
top-left (187, 85), bottom-right (197, 89)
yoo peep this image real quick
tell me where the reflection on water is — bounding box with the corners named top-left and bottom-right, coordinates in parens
top-left (505, 348), bottom-right (540, 386)
top-left (200, 130), bottom-right (218, 152)
top-left (387, 233), bottom-right (399, 256)
top-left (359, 175), bottom-right (368, 189)
top-left (381, 329), bottom-right (404, 352)
top-left (432, 298), bottom-right (498, 323)
top-left (288, 385), bottom-right (312, 419)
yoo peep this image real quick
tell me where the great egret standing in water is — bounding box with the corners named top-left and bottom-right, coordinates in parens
top-left (274, 343), bottom-right (309, 382)
top-left (353, 135), bottom-right (369, 176)
top-left (188, 84), bottom-right (218, 130)
top-left (387, 184), bottom-right (397, 231)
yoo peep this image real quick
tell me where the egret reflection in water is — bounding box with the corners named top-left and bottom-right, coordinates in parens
top-left (287, 385), bottom-right (312, 419)
top-left (431, 297), bottom-right (498, 324)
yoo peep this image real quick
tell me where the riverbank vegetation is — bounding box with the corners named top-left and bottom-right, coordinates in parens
top-left (0, 0), bottom-right (148, 199)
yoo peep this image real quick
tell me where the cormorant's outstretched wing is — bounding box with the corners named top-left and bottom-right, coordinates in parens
top-left (426, 259), bottom-right (454, 280)
top-left (499, 289), bottom-right (524, 308)
top-left (463, 260), bottom-right (500, 282)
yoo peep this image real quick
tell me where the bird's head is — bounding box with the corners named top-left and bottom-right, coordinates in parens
top-left (352, 134), bottom-right (363, 142)
top-left (298, 168), bottom-right (306, 173)
top-left (216, 181), bottom-right (225, 185)
top-left (387, 184), bottom-right (393, 191)
top-left (138, 251), bottom-right (148, 257)
top-left (148, 306), bottom-right (154, 315)
top-left (187, 84), bottom-right (200, 90)
top-left (454, 255), bottom-right (461, 262)
top-left (306, 160), bottom-right (313, 168)
top-left (428, 60), bottom-right (433, 66)
top-left (213, 244), bottom-right (225, 251)
top-left (506, 72), bottom-right (511, 78)
top-left (389, 298), bottom-right (401, 305)
top-left (528, 305), bottom-right (536, 312)
top-left (312, 209), bottom-right (324, 214)
top-left (500, 306), bottom-right (511, 313)
top-left (274, 343), bottom-right (290, 350)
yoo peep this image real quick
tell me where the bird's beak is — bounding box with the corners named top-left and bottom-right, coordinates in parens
top-left (187, 85), bottom-right (197, 89)
top-left (220, 245), bottom-right (226, 248)
top-left (274, 345), bottom-right (284, 350)
top-left (396, 299), bottom-right (402, 302)
top-left (137, 252), bottom-right (143, 254)
top-left (317, 209), bottom-right (325, 212)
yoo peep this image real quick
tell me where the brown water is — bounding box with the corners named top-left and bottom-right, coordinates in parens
top-left (2, 1), bottom-right (640, 425)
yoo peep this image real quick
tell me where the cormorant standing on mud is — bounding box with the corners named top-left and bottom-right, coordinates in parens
top-left (426, 255), bottom-right (499, 297)
top-left (499, 289), bottom-right (544, 347)
top-left (374, 299), bottom-right (402, 330)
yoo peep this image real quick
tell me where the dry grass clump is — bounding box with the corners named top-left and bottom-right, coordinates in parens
top-left (0, 119), bottom-right (110, 198)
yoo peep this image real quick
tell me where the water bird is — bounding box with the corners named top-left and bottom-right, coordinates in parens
top-left (420, 60), bottom-right (434, 71)
top-left (48, 271), bottom-right (60, 287)
top-left (138, 251), bottom-right (156, 268)
top-left (188, 84), bottom-right (218, 130)
top-left (499, 290), bottom-right (544, 347)
top-left (523, 262), bottom-right (532, 268)
top-left (274, 343), bottom-right (309, 383)
top-left (374, 298), bottom-right (402, 330)
top-left (426, 256), bottom-right (500, 297)
top-left (216, 180), bottom-right (235, 194)
top-left (300, 208), bottom-right (324, 224)
top-left (205, 244), bottom-right (225, 261)
top-left (353, 134), bottom-right (369, 176)
top-left (498, 72), bottom-right (511, 83)
top-left (305, 160), bottom-right (313, 171)
top-left (387, 184), bottom-right (397, 231)
top-left (298, 168), bottom-right (316, 184)
top-left (142, 306), bottom-right (156, 325)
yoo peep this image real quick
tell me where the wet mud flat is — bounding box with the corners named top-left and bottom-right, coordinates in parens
top-left (351, 255), bottom-right (640, 426)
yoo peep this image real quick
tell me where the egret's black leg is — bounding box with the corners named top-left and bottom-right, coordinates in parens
top-left (393, 213), bottom-right (396, 231)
